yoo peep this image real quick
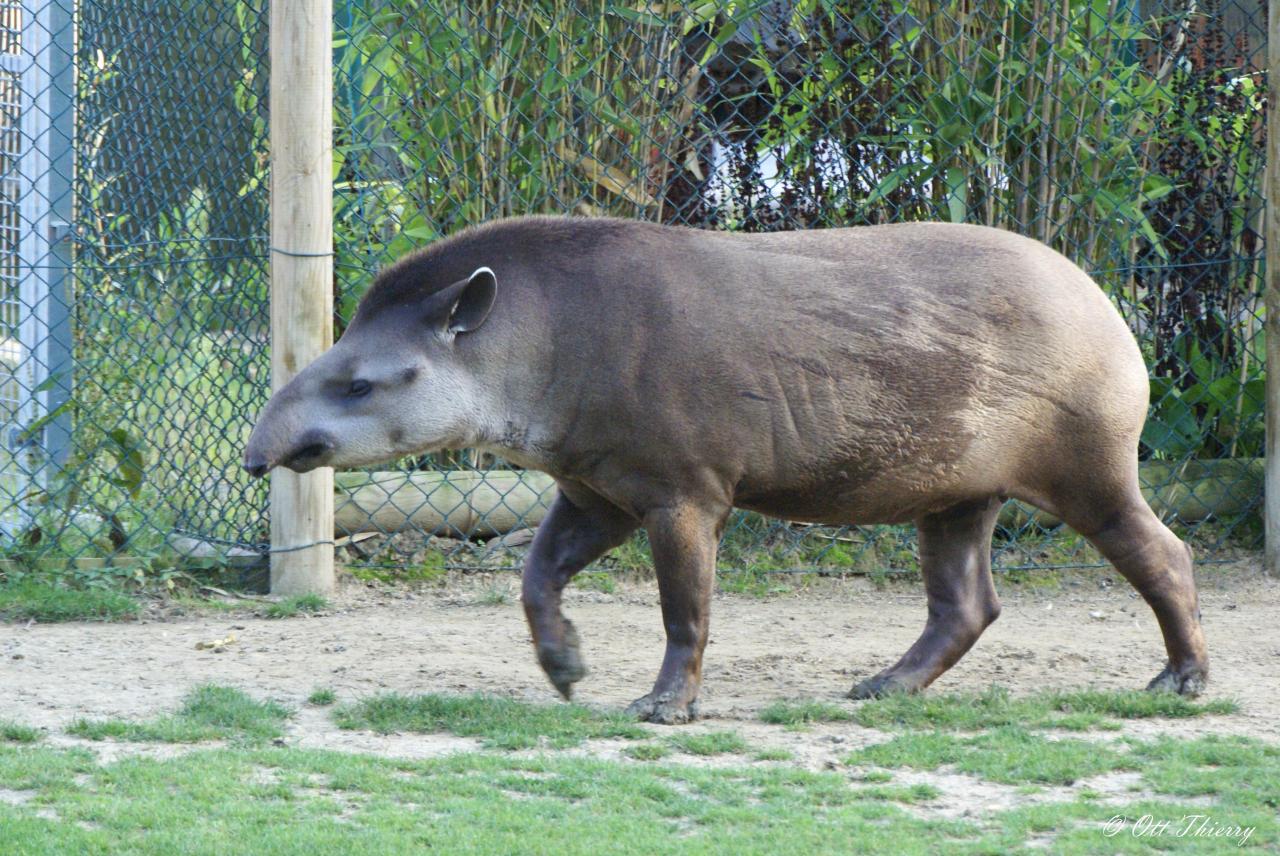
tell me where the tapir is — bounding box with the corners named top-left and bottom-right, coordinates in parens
top-left (244, 216), bottom-right (1208, 723)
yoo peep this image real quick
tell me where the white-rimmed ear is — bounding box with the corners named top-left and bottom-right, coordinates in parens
top-left (427, 266), bottom-right (497, 336)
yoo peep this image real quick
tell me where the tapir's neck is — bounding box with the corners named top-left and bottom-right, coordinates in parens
top-left (469, 392), bottom-right (559, 473)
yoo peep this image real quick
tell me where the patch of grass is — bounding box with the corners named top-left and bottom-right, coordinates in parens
top-left (759, 699), bottom-right (853, 726)
top-left (166, 594), bottom-right (244, 614)
top-left (1127, 733), bottom-right (1280, 808)
top-left (846, 726), bottom-right (1132, 785)
top-left (857, 770), bottom-right (893, 784)
top-left (0, 580), bottom-right (139, 622)
top-left (624, 742), bottom-right (671, 761)
top-left (263, 593), bottom-right (327, 619)
top-left (350, 552), bottom-right (448, 585)
top-left (717, 568), bottom-right (792, 598)
top-left (855, 782), bottom-right (941, 803)
top-left (474, 582), bottom-right (512, 606)
top-left (0, 744), bottom-right (991, 854)
top-left (1, 721), bottom-right (42, 743)
top-left (753, 747), bottom-right (794, 762)
top-left (307, 688), bottom-right (336, 707)
top-left (3, 732), bottom-right (1278, 853)
top-left (604, 538), bottom-right (652, 573)
top-left (68, 685), bottom-right (291, 743)
top-left (853, 686), bottom-right (1237, 732)
top-left (572, 572), bottom-right (616, 594)
top-left (333, 693), bottom-right (645, 750)
top-left (667, 730), bottom-right (750, 757)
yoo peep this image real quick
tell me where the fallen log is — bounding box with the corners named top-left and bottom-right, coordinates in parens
top-left (335, 458), bottom-right (1262, 537)
top-left (334, 470), bottom-right (556, 537)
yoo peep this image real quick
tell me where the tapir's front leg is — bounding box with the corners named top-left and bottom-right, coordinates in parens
top-left (522, 487), bottom-right (637, 699)
top-left (626, 502), bottom-right (727, 724)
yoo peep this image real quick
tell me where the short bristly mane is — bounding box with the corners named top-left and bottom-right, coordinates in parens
top-left (354, 215), bottom-right (650, 320)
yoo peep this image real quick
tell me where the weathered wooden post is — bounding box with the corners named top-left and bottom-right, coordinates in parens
top-left (268, 0), bottom-right (334, 594)
top-left (1267, 0), bottom-right (1280, 575)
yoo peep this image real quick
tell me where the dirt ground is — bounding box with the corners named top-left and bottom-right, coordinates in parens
top-left (3, 558), bottom-right (1279, 765)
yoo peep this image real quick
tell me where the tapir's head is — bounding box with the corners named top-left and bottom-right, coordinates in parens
top-left (243, 265), bottom-right (498, 478)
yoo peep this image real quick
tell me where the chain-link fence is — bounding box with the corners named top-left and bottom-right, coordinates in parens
top-left (0, 0), bottom-right (1267, 587)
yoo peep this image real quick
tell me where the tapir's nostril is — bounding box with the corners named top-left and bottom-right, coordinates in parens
top-left (244, 460), bottom-right (270, 479)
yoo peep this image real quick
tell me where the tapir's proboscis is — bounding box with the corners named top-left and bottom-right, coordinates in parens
top-left (244, 216), bottom-right (1208, 723)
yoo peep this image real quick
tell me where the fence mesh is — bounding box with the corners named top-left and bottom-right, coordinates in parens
top-left (0, 0), bottom-right (1267, 586)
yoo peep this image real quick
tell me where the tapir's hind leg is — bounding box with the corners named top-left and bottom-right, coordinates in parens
top-left (1053, 485), bottom-right (1208, 696)
top-left (849, 496), bottom-right (1003, 699)
top-left (522, 486), bottom-right (638, 699)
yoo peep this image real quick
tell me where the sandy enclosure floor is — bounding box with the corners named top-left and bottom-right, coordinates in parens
top-left (2, 558), bottom-right (1278, 758)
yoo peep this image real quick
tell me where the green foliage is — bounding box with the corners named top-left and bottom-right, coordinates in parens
top-left (307, 688), bottom-right (337, 707)
top-left (573, 571), bottom-right (617, 594)
top-left (753, 747), bottom-right (795, 762)
top-left (624, 742), bottom-right (671, 761)
top-left (667, 731), bottom-right (750, 757)
top-left (853, 686), bottom-right (1237, 732)
top-left (759, 699), bottom-right (854, 726)
top-left (264, 594), bottom-right (327, 619)
top-left (848, 726), bottom-right (1133, 785)
top-left (68, 685), bottom-right (291, 743)
top-left (332, 692), bottom-right (646, 750)
top-left (0, 579), bottom-right (139, 622)
top-left (0, 722), bottom-right (43, 744)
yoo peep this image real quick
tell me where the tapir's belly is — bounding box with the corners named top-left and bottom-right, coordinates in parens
top-left (732, 459), bottom-right (974, 526)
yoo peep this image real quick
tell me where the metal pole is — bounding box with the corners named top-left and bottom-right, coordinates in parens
top-left (268, 0), bottom-right (334, 594)
top-left (1267, 0), bottom-right (1280, 575)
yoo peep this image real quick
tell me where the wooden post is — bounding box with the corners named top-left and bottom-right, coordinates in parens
top-left (1268, 0), bottom-right (1280, 575)
top-left (269, 0), bottom-right (334, 594)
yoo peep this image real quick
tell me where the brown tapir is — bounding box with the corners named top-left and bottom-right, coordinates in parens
top-left (243, 216), bottom-right (1208, 723)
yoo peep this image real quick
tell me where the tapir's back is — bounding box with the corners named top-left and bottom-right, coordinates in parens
top-left (504, 218), bottom-right (1145, 523)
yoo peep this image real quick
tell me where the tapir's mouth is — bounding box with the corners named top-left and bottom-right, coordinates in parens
top-left (244, 432), bottom-right (335, 478)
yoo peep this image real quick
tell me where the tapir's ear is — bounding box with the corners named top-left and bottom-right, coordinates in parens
top-left (428, 267), bottom-right (496, 336)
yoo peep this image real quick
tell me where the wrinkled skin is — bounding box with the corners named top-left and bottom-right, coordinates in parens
top-left (245, 216), bottom-right (1209, 724)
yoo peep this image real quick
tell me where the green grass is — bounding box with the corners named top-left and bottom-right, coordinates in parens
top-left (759, 699), bottom-right (853, 726)
top-left (0, 579), bottom-right (140, 622)
top-left (0, 721), bottom-right (42, 743)
top-left (332, 693), bottom-right (646, 750)
top-left (4, 731), bottom-right (1273, 854)
top-left (67, 685), bottom-right (291, 743)
top-left (474, 582), bottom-right (513, 606)
top-left (847, 726), bottom-right (1134, 785)
top-left (0, 745), bottom-right (986, 855)
top-left (852, 686), bottom-right (1238, 732)
top-left (752, 747), bottom-right (794, 762)
top-left (263, 593), bottom-right (327, 619)
top-left (624, 742), bottom-right (671, 761)
top-left (717, 568), bottom-right (793, 598)
top-left (307, 688), bottom-right (337, 706)
top-left (572, 571), bottom-right (616, 594)
top-left (166, 594), bottom-right (244, 614)
top-left (667, 731), bottom-right (750, 757)
top-left (0, 725), bottom-right (1275, 853)
top-left (854, 782), bottom-right (942, 803)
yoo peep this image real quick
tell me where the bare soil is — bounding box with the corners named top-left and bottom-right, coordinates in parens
top-left (3, 558), bottom-right (1278, 764)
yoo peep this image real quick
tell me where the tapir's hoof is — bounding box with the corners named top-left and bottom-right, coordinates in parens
top-left (626, 691), bottom-right (698, 725)
top-left (536, 621), bottom-right (587, 700)
top-left (847, 673), bottom-right (916, 700)
top-left (1146, 662), bottom-right (1208, 697)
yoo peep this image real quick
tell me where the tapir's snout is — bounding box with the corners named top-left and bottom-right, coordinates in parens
top-left (243, 413), bottom-right (336, 478)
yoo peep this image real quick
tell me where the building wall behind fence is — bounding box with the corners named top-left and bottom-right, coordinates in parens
top-left (0, 0), bottom-right (1265, 580)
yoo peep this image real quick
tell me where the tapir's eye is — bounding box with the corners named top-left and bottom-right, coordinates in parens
top-left (347, 379), bottom-right (373, 398)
